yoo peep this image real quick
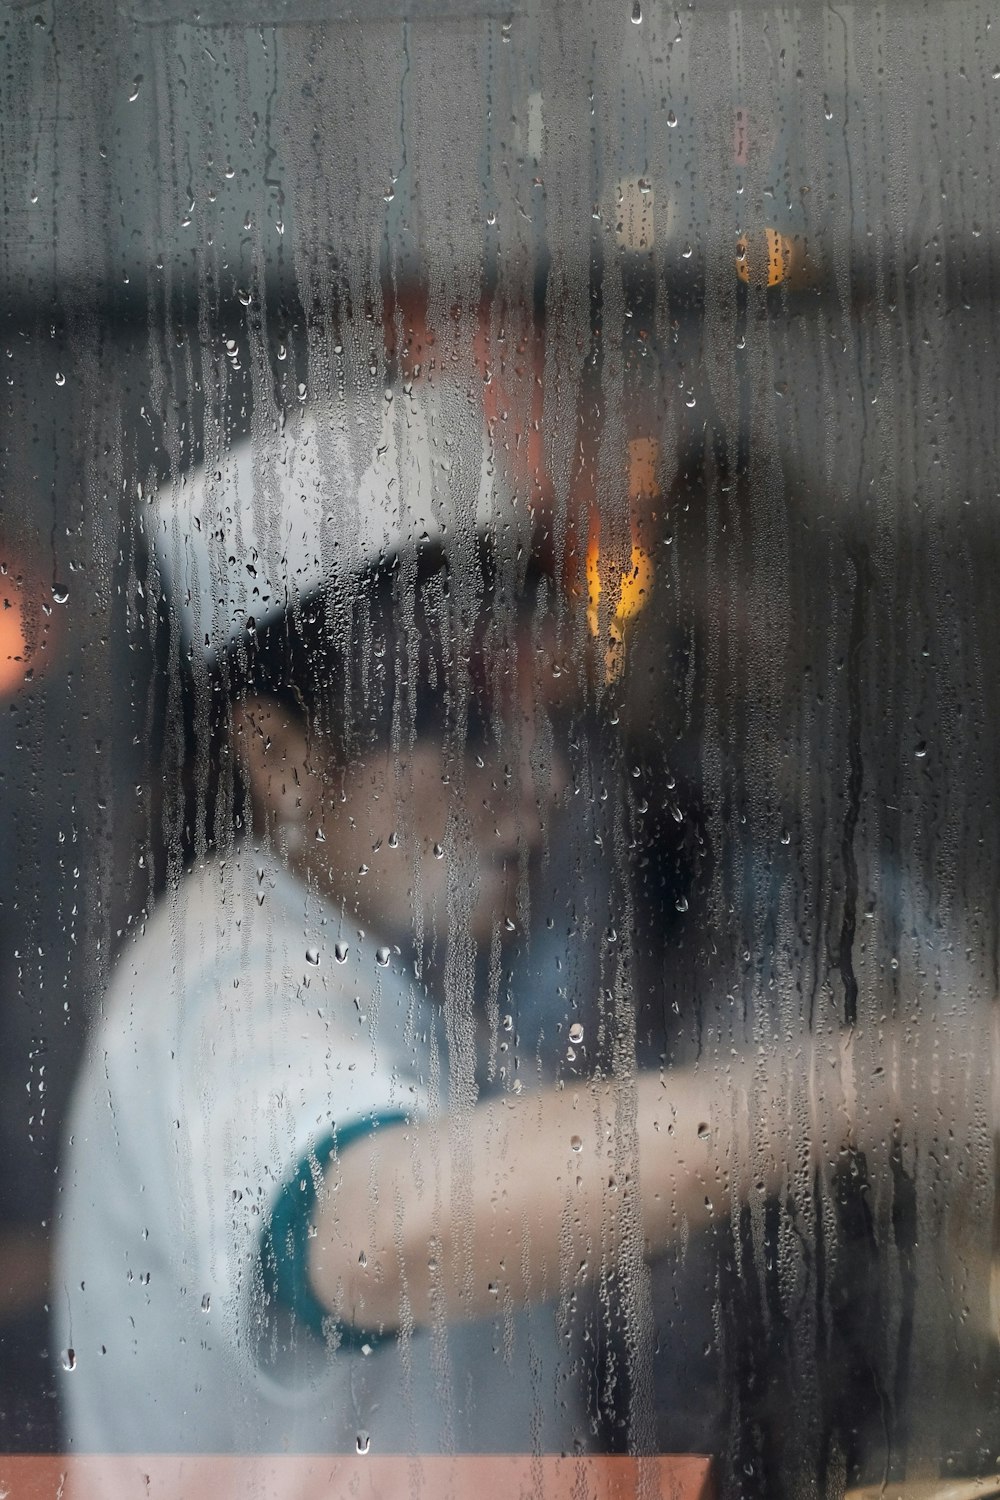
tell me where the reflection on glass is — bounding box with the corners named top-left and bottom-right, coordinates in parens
top-left (0, 2), bottom-right (995, 1494)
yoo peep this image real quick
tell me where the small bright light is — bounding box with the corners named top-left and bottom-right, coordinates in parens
top-left (736, 227), bottom-right (803, 287)
top-left (586, 540), bottom-right (654, 637)
top-left (585, 437), bottom-right (658, 682)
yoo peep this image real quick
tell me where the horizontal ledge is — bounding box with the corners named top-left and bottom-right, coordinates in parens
top-left (0, 1454), bottom-right (715, 1500)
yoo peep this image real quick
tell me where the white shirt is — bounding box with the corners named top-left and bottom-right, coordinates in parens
top-left (55, 847), bottom-right (580, 1458)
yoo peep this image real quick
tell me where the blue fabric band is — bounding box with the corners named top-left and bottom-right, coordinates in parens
top-left (261, 1110), bottom-right (410, 1349)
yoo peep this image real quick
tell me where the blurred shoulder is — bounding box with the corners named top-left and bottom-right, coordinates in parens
top-left (96, 846), bottom-right (314, 1044)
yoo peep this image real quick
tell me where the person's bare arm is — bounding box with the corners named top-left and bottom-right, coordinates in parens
top-left (309, 1068), bottom-right (732, 1329)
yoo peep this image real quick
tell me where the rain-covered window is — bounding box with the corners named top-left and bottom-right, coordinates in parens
top-left (1, 2), bottom-right (998, 1495)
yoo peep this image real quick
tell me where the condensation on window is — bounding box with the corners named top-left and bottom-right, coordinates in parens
top-left (0, 2), bottom-right (998, 1495)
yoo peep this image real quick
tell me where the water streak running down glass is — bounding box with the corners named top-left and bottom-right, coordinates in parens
top-left (0, 2), bottom-right (997, 1496)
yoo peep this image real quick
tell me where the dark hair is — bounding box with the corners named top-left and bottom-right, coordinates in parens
top-left (149, 532), bottom-right (557, 888)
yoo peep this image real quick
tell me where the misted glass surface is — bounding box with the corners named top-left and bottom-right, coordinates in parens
top-left (1, 1), bottom-right (998, 1495)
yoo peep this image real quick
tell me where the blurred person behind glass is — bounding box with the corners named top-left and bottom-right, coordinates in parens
top-left (620, 434), bottom-right (1000, 1493)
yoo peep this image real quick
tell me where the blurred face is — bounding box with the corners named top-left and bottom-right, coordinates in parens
top-left (239, 621), bottom-right (571, 949)
top-left (317, 725), bottom-right (563, 947)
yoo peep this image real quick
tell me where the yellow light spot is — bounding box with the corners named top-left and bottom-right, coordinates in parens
top-left (617, 544), bottom-right (654, 623)
top-left (585, 436), bottom-right (660, 681)
top-left (586, 538), bottom-right (654, 681)
top-left (736, 227), bottom-right (799, 287)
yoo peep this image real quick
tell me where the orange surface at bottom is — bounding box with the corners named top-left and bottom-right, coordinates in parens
top-left (0, 1454), bottom-right (714, 1500)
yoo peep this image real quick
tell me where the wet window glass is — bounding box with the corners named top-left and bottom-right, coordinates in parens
top-left (1, 2), bottom-right (998, 1495)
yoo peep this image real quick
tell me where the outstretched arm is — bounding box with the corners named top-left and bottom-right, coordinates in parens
top-left (310, 1066), bottom-right (741, 1329)
top-left (309, 1016), bottom-right (888, 1330)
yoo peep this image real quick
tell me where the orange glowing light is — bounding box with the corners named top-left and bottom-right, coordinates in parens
top-left (736, 226), bottom-right (801, 287)
top-left (585, 438), bottom-right (658, 682)
top-left (586, 539), bottom-right (654, 637)
top-left (0, 588), bottom-right (29, 697)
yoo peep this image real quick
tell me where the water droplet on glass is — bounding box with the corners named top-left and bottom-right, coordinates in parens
top-left (993, 64), bottom-right (1000, 79)
top-left (356, 1432), bottom-right (371, 1455)
top-left (305, 947), bottom-right (320, 966)
top-left (675, 896), bottom-right (689, 913)
top-left (568, 1022), bottom-right (584, 1045)
top-left (61, 1349), bottom-right (76, 1372)
top-left (570, 1134), bottom-right (583, 1153)
top-left (387, 831), bottom-right (399, 849)
top-left (334, 941), bottom-right (349, 964)
top-left (914, 741), bottom-right (927, 759)
top-left (375, 946), bottom-right (390, 968)
top-left (697, 1122), bottom-right (710, 1140)
top-left (666, 108), bottom-right (677, 127)
top-left (54, 371), bottom-right (65, 386)
top-left (504, 916), bottom-right (516, 932)
top-left (52, 586), bottom-right (69, 604)
top-left (128, 76), bottom-right (142, 102)
top-left (630, 0), bottom-right (642, 21)
top-left (432, 842), bottom-right (444, 860)
top-left (201, 1293), bottom-right (211, 1313)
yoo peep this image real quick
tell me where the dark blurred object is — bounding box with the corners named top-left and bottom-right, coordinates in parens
top-left (0, 1231), bottom-right (57, 1452)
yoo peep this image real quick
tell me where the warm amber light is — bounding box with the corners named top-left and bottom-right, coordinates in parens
top-left (587, 539), bottom-right (654, 632)
top-left (736, 226), bottom-right (799, 287)
top-left (585, 437), bottom-right (658, 682)
top-left (0, 590), bottom-right (28, 697)
top-left (586, 538), bottom-right (654, 683)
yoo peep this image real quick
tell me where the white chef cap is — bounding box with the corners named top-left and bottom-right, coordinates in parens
top-left (151, 376), bottom-right (530, 662)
